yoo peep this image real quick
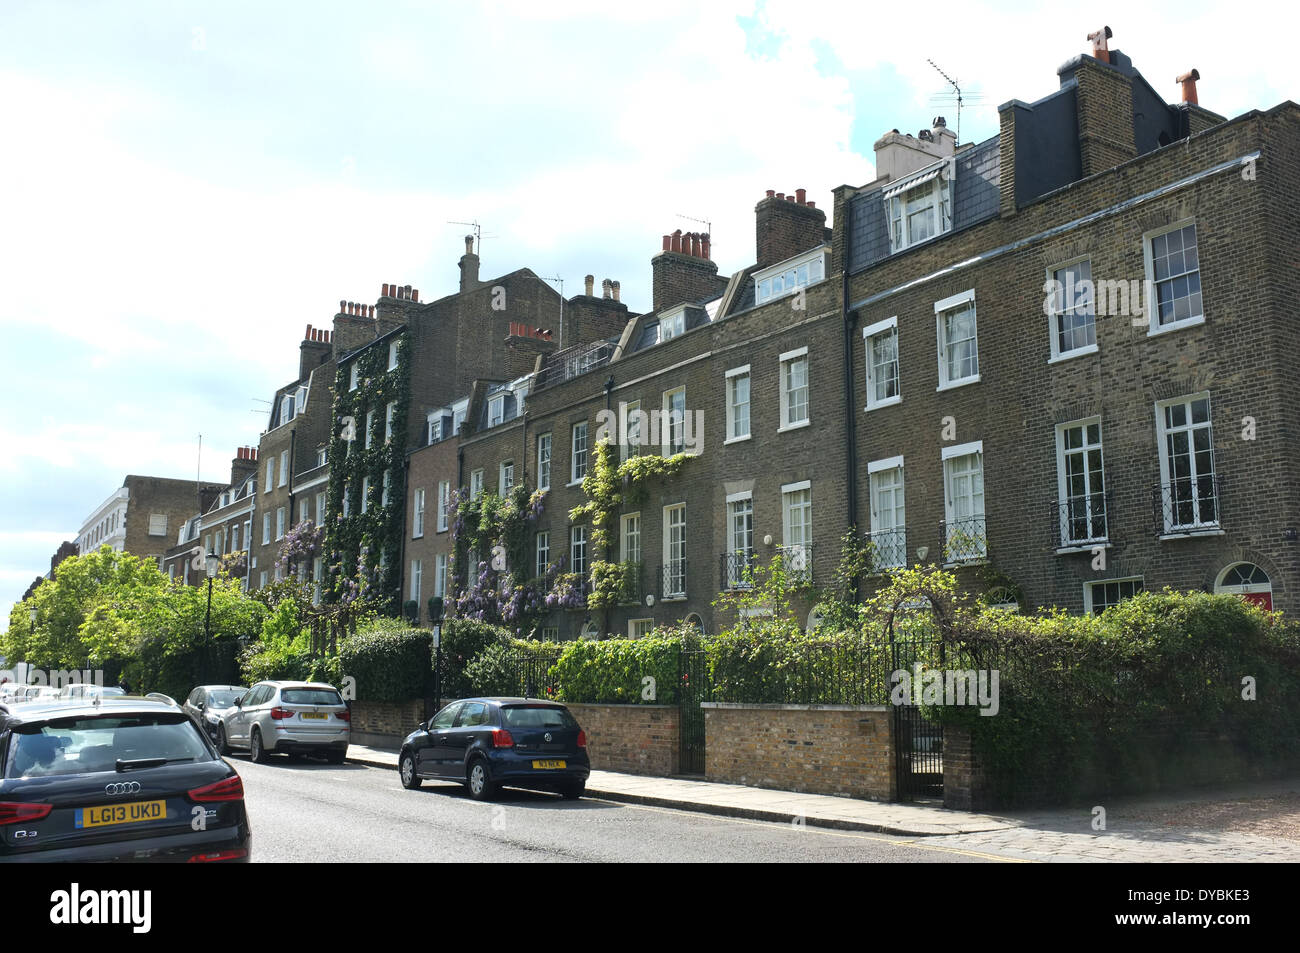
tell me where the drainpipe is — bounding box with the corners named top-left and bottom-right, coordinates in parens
top-left (602, 374), bottom-right (616, 640)
top-left (841, 214), bottom-right (859, 535)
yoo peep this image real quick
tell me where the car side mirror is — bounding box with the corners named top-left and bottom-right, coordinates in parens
top-left (197, 701), bottom-right (206, 711)
top-left (234, 698), bottom-right (243, 707)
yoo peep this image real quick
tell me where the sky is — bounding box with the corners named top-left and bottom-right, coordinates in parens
top-left (0, 0), bottom-right (1293, 629)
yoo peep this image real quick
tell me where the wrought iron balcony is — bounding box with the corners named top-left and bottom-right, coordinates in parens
top-left (1052, 492), bottom-right (1110, 548)
top-left (776, 543), bottom-right (814, 584)
top-left (865, 527), bottom-right (907, 572)
top-left (1153, 476), bottom-right (1221, 535)
top-left (940, 516), bottom-right (987, 564)
top-left (719, 551), bottom-right (759, 591)
top-left (660, 559), bottom-right (688, 600)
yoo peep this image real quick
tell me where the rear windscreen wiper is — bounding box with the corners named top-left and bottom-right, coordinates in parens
top-left (115, 757), bottom-right (193, 772)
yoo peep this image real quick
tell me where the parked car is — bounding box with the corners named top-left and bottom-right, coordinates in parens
top-left (398, 698), bottom-right (590, 801)
top-left (58, 685), bottom-right (126, 702)
top-left (181, 685), bottom-right (246, 746)
top-left (220, 681), bottom-right (349, 763)
top-left (145, 692), bottom-right (178, 707)
top-left (0, 696), bottom-right (252, 862)
top-left (29, 687), bottom-right (62, 703)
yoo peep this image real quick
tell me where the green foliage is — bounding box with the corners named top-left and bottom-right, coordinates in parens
top-left (550, 634), bottom-right (692, 704)
top-left (568, 439), bottom-right (693, 552)
top-left (462, 639), bottom-right (564, 698)
top-left (339, 622), bottom-right (432, 703)
top-left (239, 598), bottom-right (312, 683)
top-left (587, 560), bottom-right (636, 610)
top-left (436, 618), bottom-right (512, 699)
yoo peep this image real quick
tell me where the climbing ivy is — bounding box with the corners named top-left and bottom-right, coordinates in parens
top-left (449, 484), bottom-right (551, 634)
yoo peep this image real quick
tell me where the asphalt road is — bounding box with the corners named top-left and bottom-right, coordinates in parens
top-left (231, 754), bottom-right (1007, 863)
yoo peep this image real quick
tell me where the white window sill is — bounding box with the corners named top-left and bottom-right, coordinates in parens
top-left (412, 532), bottom-right (424, 540)
top-left (1048, 344), bottom-right (1099, 364)
top-left (566, 479), bottom-right (585, 488)
top-left (942, 558), bottom-right (988, 569)
top-left (936, 375), bottom-right (981, 393)
top-left (661, 595), bottom-right (688, 603)
top-left (1159, 527), bottom-right (1224, 540)
top-left (437, 526), bottom-right (448, 534)
top-left (1147, 315), bottom-right (1205, 337)
top-left (1056, 542), bottom-right (1109, 555)
top-left (777, 419), bottom-right (812, 434)
top-left (865, 396), bottom-right (902, 412)
top-left (723, 434), bottom-right (752, 445)
top-left (538, 485), bottom-right (551, 494)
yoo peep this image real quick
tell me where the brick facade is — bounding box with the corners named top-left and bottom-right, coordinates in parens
top-left (564, 703), bottom-right (680, 775)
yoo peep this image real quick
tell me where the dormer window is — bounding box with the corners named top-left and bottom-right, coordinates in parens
top-left (884, 163), bottom-right (952, 253)
top-left (488, 395), bottom-right (505, 427)
top-left (280, 394), bottom-right (294, 424)
top-left (754, 248), bottom-right (828, 305)
top-left (659, 308), bottom-right (686, 342)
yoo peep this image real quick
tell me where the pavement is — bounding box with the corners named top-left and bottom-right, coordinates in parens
top-left (346, 742), bottom-right (1300, 860)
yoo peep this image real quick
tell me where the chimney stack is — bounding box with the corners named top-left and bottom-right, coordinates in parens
top-left (584, 274), bottom-right (595, 296)
top-left (754, 188), bottom-right (827, 269)
top-left (1177, 68), bottom-right (1200, 106)
top-left (230, 446), bottom-right (259, 488)
top-left (652, 224), bottom-right (726, 310)
top-left (459, 235), bottom-right (481, 292)
top-left (601, 278), bottom-right (612, 299)
top-left (611, 280), bottom-right (620, 303)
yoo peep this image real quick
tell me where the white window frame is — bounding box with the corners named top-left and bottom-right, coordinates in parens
top-left (663, 502), bottom-right (686, 599)
top-left (1054, 417), bottom-right (1108, 548)
top-left (499, 460), bottom-right (514, 495)
top-left (1143, 219), bottom-right (1204, 337)
top-left (262, 513), bottom-right (271, 545)
top-left (1154, 392), bottom-right (1219, 535)
top-left (941, 440), bottom-right (986, 564)
top-left (628, 619), bottom-right (654, 638)
top-left (470, 469), bottom-right (484, 500)
top-left (753, 247), bottom-right (828, 305)
top-left (388, 340), bottom-right (399, 371)
top-left (1083, 577), bottom-right (1144, 615)
top-left (657, 307), bottom-right (686, 343)
top-left (777, 347), bottom-right (810, 432)
top-left (488, 394), bottom-right (506, 428)
top-left (536, 532), bottom-right (551, 578)
top-left (413, 488), bottom-right (426, 538)
top-left (342, 483), bottom-right (351, 518)
top-left (863, 316), bottom-right (901, 411)
top-left (385, 402), bottom-right (396, 442)
top-left (724, 365), bottom-right (751, 444)
top-left (661, 387), bottom-right (686, 455)
top-left (622, 400), bottom-right (642, 462)
top-left (434, 553), bottom-right (448, 598)
top-left (437, 481), bottom-right (450, 532)
top-left (570, 525), bottom-right (588, 575)
top-left (1045, 257), bottom-right (1099, 363)
top-left (382, 469), bottom-right (391, 507)
top-left (620, 512), bottom-right (641, 566)
top-left (315, 492), bottom-right (325, 526)
top-left (361, 476), bottom-right (371, 514)
top-left (365, 411), bottom-right (375, 450)
top-left (867, 456), bottom-right (907, 570)
top-left (279, 450), bottom-right (289, 486)
top-left (569, 421), bottom-right (588, 485)
top-left (886, 171), bottom-right (952, 253)
top-left (265, 459), bottom-right (274, 494)
top-left (537, 433), bottom-right (552, 491)
top-left (935, 289), bottom-right (979, 391)
top-left (349, 364), bottom-right (359, 391)
top-left (725, 490), bottom-right (754, 590)
top-left (410, 559), bottom-right (423, 604)
top-left (276, 507), bottom-right (286, 541)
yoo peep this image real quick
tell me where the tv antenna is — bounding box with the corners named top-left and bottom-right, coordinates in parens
top-left (448, 220), bottom-right (496, 256)
top-left (676, 212), bottom-right (712, 238)
top-left (541, 275), bottom-right (565, 351)
top-left (927, 59), bottom-right (984, 144)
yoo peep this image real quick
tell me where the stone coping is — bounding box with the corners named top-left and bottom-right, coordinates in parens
top-left (563, 702), bottom-right (679, 710)
top-left (701, 702), bottom-right (889, 712)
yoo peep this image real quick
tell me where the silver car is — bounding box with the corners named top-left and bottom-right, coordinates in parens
top-left (221, 681), bottom-right (350, 764)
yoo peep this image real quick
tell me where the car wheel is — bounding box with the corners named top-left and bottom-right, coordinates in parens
top-left (326, 748), bottom-right (346, 765)
top-left (399, 751), bottom-right (421, 789)
top-left (215, 724), bottom-right (231, 756)
top-left (560, 782), bottom-right (585, 800)
top-left (467, 758), bottom-right (497, 801)
top-left (250, 728), bottom-right (269, 764)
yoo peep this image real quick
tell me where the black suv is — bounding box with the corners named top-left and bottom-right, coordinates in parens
top-left (0, 697), bottom-right (252, 863)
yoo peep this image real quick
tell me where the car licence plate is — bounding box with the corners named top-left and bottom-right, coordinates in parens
top-left (532, 759), bottom-right (566, 769)
top-left (75, 800), bottom-right (168, 829)
top-left (301, 712), bottom-right (328, 719)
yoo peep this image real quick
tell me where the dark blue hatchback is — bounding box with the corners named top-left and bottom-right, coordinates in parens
top-left (398, 698), bottom-right (590, 801)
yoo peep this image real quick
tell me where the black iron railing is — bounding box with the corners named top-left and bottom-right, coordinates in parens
top-left (719, 551), bottom-right (759, 590)
top-left (776, 543), bottom-right (814, 584)
top-left (940, 516), bottom-right (987, 564)
top-left (1052, 492), bottom-right (1110, 548)
top-left (866, 527), bottom-right (907, 571)
top-left (1153, 476), bottom-right (1221, 535)
top-left (660, 559), bottom-right (687, 599)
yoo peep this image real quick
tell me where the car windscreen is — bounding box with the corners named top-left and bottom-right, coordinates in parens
top-left (500, 706), bottom-right (578, 730)
top-left (281, 689), bottom-right (343, 706)
top-left (206, 690), bottom-right (243, 708)
top-left (5, 714), bottom-right (213, 779)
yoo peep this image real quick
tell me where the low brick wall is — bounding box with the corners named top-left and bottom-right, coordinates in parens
top-left (350, 698), bottom-right (425, 747)
top-left (564, 703), bottom-right (680, 776)
top-left (703, 703), bottom-right (895, 800)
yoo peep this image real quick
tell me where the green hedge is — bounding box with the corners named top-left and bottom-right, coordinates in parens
top-left (339, 625), bottom-right (432, 704)
top-left (436, 618), bottom-right (512, 699)
top-left (551, 636), bottom-right (688, 704)
top-left (463, 640), bottom-right (565, 698)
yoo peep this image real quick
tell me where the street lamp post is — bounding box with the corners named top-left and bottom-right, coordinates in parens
top-left (203, 552), bottom-right (220, 641)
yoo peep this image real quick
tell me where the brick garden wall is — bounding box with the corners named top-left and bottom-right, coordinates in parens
top-left (350, 698), bottom-right (425, 747)
top-left (564, 703), bottom-right (680, 776)
top-left (703, 703), bottom-right (895, 800)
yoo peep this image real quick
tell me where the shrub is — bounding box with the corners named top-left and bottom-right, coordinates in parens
top-left (339, 624), bottom-right (432, 704)
top-left (551, 635), bottom-right (688, 704)
top-left (436, 618), bottom-right (512, 699)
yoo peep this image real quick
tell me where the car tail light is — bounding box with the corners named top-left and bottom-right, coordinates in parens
top-left (491, 728), bottom-right (514, 748)
top-left (0, 801), bottom-right (52, 826)
top-left (336, 708), bottom-right (351, 722)
top-left (270, 707), bottom-right (295, 719)
top-left (577, 729), bottom-right (587, 748)
top-left (187, 848), bottom-right (248, 863)
top-left (188, 775), bottom-right (244, 803)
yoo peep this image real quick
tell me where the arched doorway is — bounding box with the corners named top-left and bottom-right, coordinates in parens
top-left (1215, 563), bottom-right (1273, 611)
